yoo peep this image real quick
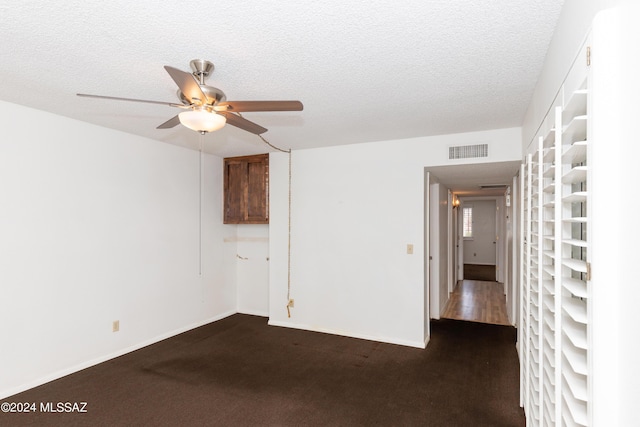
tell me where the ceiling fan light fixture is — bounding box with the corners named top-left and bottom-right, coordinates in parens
top-left (178, 109), bottom-right (226, 133)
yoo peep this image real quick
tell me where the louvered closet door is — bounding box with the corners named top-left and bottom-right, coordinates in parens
top-left (529, 145), bottom-right (542, 426)
top-left (519, 161), bottom-right (527, 411)
top-left (520, 155), bottom-right (530, 417)
top-left (541, 109), bottom-right (561, 426)
top-left (559, 75), bottom-right (590, 427)
top-left (528, 132), bottom-right (557, 427)
top-left (521, 150), bottom-right (544, 426)
top-left (520, 37), bottom-right (591, 427)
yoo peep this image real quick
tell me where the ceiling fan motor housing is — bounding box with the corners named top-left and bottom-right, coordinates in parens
top-left (177, 59), bottom-right (226, 106)
top-left (177, 85), bottom-right (226, 107)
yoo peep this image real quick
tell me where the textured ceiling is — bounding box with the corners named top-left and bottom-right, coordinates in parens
top-left (0, 1), bottom-right (563, 159)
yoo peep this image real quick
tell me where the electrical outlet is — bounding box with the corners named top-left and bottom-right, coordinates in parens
top-left (112, 320), bottom-right (120, 332)
top-left (288, 299), bottom-right (294, 308)
top-left (407, 244), bottom-right (414, 254)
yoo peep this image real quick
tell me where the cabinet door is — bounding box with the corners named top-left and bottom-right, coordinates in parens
top-left (245, 156), bottom-right (268, 222)
top-left (224, 154), bottom-right (269, 224)
top-left (224, 161), bottom-right (247, 223)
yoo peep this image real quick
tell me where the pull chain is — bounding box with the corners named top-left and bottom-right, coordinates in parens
top-left (236, 114), bottom-right (293, 317)
top-left (286, 149), bottom-right (292, 317)
top-left (198, 133), bottom-right (204, 277)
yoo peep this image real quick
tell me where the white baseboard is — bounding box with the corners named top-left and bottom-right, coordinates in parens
top-left (267, 319), bottom-right (426, 349)
top-left (463, 262), bottom-right (496, 266)
top-left (237, 309), bottom-right (269, 317)
top-left (0, 310), bottom-right (237, 400)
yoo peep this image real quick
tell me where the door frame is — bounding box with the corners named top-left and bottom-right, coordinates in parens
top-left (457, 196), bottom-right (503, 282)
top-left (423, 171), bottom-right (431, 343)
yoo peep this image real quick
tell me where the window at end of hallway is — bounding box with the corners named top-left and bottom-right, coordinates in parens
top-left (463, 206), bottom-right (473, 238)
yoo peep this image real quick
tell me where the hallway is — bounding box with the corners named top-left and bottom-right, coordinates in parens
top-left (441, 280), bottom-right (511, 326)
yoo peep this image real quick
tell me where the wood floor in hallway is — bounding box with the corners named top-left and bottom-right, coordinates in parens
top-left (441, 279), bottom-right (511, 326)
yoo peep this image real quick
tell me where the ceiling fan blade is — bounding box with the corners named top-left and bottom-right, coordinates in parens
top-left (220, 112), bottom-right (268, 135)
top-left (164, 65), bottom-right (208, 105)
top-left (156, 115), bottom-right (181, 129)
top-left (77, 93), bottom-right (185, 108)
top-left (216, 100), bottom-right (303, 112)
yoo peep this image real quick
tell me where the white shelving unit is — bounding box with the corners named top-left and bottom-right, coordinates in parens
top-left (520, 39), bottom-right (591, 426)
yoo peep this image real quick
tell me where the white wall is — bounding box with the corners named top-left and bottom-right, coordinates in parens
top-left (235, 224), bottom-right (270, 316)
top-left (590, 3), bottom-right (640, 425)
top-left (0, 101), bottom-right (237, 399)
top-left (496, 196), bottom-right (506, 284)
top-left (610, 4), bottom-right (640, 422)
top-left (269, 127), bottom-right (521, 348)
top-left (428, 181), bottom-right (450, 319)
top-left (462, 199), bottom-right (496, 265)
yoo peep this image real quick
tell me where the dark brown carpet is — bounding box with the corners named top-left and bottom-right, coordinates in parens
top-left (1, 314), bottom-right (524, 426)
top-left (464, 264), bottom-right (497, 282)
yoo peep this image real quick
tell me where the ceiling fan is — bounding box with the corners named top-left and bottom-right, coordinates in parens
top-left (77, 59), bottom-right (303, 135)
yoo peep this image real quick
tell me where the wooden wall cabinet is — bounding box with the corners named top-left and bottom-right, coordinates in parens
top-left (224, 154), bottom-right (269, 224)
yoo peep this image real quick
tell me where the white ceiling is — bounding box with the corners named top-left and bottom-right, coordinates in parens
top-left (427, 161), bottom-right (521, 196)
top-left (0, 1), bottom-right (563, 192)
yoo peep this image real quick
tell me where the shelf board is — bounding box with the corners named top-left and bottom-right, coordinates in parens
top-left (543, 250), bottom-right (555, 259)
top-left (563, 277), bottom-right (588, 299)
top-left (543, 181), bottom-right (555, 193)
top-left (544, 310), bottom-right (556, 330)
top-left (562, 320), bottom-right (587, 350)
top-left (563, 297), bottom-right (587, 324)
top-left (562, 166), bottom-right (588, 185)
top-left (562, 115), bottom-right (587, 143)
top-left (562, 369), bottom-right (588, 402)
top-left (544, 166), bottom-right (556, 178)
top-left (543, 146), bottom-right (556, 162)
top-left (543, 280), bottom-right (555, 295)
top-left (544, 127), bottom-right (557, 147)
top-left (543, 265), bottom-right (555, 278)
top-left (563, 238), bottom-right (588, 248)
top-left (543, 404), bottom-right (556, 426)
top-left (562, 191), bottom-right (588, 204)
top-left (563, 344), bottom-right (588, 376)
top-left (562, 140), bottom-right (588, 164)
top-left (543, 353), bottom-right (556, 378)
top-left (562, 385), bottom-right (588, 426)
top-left (531, 336), bottom-right (540, 354)
top-left (563, 89), bottom-right (588, 125)
top-left (562, 258), bottom-right (587, 273)
top-left (563, 216), bottom-right (587, 224)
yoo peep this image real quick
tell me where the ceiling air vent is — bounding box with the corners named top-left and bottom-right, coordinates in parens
top-left (479, 184), bottom-right (508, 189)
top-left (449, 143), bottom-right (488, 160)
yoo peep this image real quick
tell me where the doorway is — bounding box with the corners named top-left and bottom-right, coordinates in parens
top-left (425, 162), bottom-right (519, 329)
top-left (461, 199), bottom-right (497, 281)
